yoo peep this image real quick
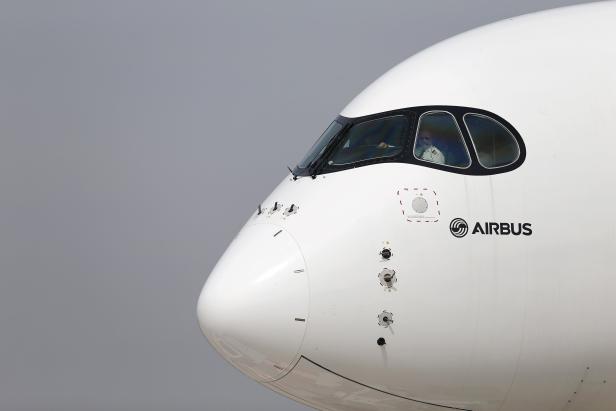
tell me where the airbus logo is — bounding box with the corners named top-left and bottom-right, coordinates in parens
top-left (450, 218), bottom-right (532, 238)
top-left (449, 218), bottom-right (469, 238)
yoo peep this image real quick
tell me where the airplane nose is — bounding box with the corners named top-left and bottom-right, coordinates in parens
top-left (197, 223), bottom-right (308, 382)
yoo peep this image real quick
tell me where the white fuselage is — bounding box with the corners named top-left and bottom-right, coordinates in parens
top-left (198, 3), bottom-right (616, 410)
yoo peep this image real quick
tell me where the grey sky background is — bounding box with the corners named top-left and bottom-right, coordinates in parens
top-left (0, 0), bottom-right (595, 410)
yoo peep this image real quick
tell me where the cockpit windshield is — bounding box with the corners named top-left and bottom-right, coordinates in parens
top-left (296, 121), bottom-right (344, 170)
top-left (327, 115), bottom-right (408, 166)
top-left (293, 106), bottom-right (524, 177)
top-left (295, 115), bottom-right (409, 176)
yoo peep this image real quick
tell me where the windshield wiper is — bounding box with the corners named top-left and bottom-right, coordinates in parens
top-left (306, 158), bottom-right (321, 179)
top-left (287, 165), bottom-right (298, 180)
top-left (307, 123), bottom-right (350, 178)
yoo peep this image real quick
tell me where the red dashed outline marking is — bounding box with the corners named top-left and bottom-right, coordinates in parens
top-left (397, 187), bottom-right (441, 223)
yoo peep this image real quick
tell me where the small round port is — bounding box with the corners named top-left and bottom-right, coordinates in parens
top-left (380, 248), bottom-right (392, 259)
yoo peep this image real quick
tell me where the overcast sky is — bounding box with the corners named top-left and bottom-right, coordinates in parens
top-left (0, 0), bottom-right (596, 410)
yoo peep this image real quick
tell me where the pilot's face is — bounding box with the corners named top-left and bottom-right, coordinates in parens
top-left (418, 131), bottom-right (433, 148)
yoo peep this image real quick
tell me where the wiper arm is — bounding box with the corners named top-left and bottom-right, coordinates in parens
top-left (305, 157), bottom-right (320, 179)
top-left (287, 165), bottom-right (298, 180)
top-left (306, 158), bottom-right (321, 179)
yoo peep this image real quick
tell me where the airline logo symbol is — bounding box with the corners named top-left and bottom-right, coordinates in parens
top-left (449, 218), bottom-right (469, 238)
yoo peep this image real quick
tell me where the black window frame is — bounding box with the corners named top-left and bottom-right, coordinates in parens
top-left (293, 105), bottom-right (526, 177)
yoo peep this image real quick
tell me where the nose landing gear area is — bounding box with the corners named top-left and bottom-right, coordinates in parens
top-left (267, 357), bottom-right (472, 411)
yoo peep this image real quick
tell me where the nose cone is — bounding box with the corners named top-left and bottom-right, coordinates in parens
top-left (197, 223), bottom-right (308, 382)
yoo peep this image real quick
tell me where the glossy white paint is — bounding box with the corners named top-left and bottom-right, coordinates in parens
top-left (197, 223), bottom-right (308, 382)
top-left (198, 2), bottom-right (616, 410)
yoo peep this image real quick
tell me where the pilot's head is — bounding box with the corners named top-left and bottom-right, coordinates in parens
top-left (417, 130), bottom-right (434, 150)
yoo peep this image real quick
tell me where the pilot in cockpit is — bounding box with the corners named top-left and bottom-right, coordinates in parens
top-left (373, 131), bottom-right (399, 150)
top-left (415, 130), bottom-right (445, 164)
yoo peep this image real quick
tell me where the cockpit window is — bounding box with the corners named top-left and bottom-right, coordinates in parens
top-left (413, 111), bottom-right (470, 168)
top-left (328, 115), bottom-right (408, 166)
top-left (297, 121), bottom-right (344, 169)
top-left (464, 113), bottom-right (520, 168)
top-left (293, 106), bottom-right (525, 177)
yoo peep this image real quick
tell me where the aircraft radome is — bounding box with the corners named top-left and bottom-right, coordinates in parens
top-left (198, 2), bottom-right (616, 410)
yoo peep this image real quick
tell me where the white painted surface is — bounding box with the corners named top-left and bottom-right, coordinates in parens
top-left (197, 223), bottom-right (308, 382)
top-left (198, 2), bottom-right (616, 410)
